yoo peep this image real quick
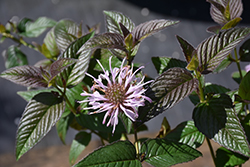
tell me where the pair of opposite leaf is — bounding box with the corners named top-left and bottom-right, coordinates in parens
top-left (79, 11), bottom-right (179, 61)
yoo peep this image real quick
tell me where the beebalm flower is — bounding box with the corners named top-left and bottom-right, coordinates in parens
top-left (79, 56), bottom-right (152, 133)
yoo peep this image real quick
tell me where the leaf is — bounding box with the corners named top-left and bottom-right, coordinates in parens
top-left (232, 70), bottom-right (247, 84)
top-left (17, 88), bottom-right (56, 102)
top-left (20, 17), bottom-right (56, 37)
top-left (165, 121), bottom-right (205, 149)
top-left (239, 38), bottom-right (250, 62)
top-left (54, 19), bottom-right (79, 52)
top-left (193, 94), bottom-right (250, 157)
top-left (17, 17), bottom-right (32, 33)
top-left (215, 147), bottom-right (249, 167)
top-left (59, 32), bottom-right (94, 86)
top-left (189, 83), bottom-right (230, 105)
top-left (0, 65), bottom-right (48, 87)
top-left (213, 56), bottom-right (232, 73)
top-left (69, 131), bottom-right (91, 165)
top-left (56, 114), bottom-right (72, 145)
top-left (137, 68), bottom-right (198, 124)
top-left (176, 35), bottom-right (195, 63)
top-left (48, 58), bottom-right (77, 83)
top-left (208, 0), bottom-right (243, 25)
top-left (3, 45), bottom-right (28, 69)
top-left (74, 140), bottom-right (141, 167)
top-left (34, 59), bottom-right (53, 71)
top-left (16, 92), bottom-right (65, 160)
top-left (221, 17), bottom-right (242, 30)
top-left (103, 10), bottom-right (135, 35)
top-left (132, 19), bottom-right (179, 42)
top-left (151, 57), bottom-right (187, 75)
top-left (206, 25), bottom-right (222, 34)
top-left (141, 139), bottom-right (202, 167)
top-left (156, 117), bottom-right (171, 138)
top-left (193, 94), bottom-right (231, 138)
top-left (44, 27), bottom-right (60, 58)
top-left (239, 71), bottom-right (250, 101)
top-left (79, 33), bottom-right (127, 52)
top-left (197, 27), bottom-right (250, 74)
top-left (76, 112), bottom-right (126, 134)
top-left (94, 52), bottom-right (122, 71)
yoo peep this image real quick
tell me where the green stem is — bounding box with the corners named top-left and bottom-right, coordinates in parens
top-left (133, 123), bottom-right (139, 159)
top-left (234, 48), bottom-right (243, 79)
top-left (2, 32), bottom-right (38, 51)
top-left (196, 71), bottom-right (205, 102)
top-left (55, 85), bottom-right (77, 115)
top-left (234, 48), bottom-right (250, 113)
top-left (206, 137), bottom-right (216, 165)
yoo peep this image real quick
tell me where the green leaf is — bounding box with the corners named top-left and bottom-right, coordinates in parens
top-left (213, 56), bottom-right (232, 73)
top-left (239, 38), bottom-right (250, 62)
top-left (44, 27), bottom-right (60, 59)
top-left (3, 45), bottom-right (28, 69)
top-left (20, 17), bottom-right (56, 37)
top-left (56, 114), bottom-right (71, 145)
top-left (54, 19), bottom-right (79, 52)
top-left (141, 139), bottom-right (202, 167)
top-left (176, 35), bottom-right (195, 63)
top-left (189, 83), bottom-right (230, 105)
top-left (165, 121), bottom-right (205, 149)
top-left (132, 19), bottom-right (179, 42)
top-left (242, 114), bottom-right (250, 143)
top-left (17, 88), bottom-right (56, 102)
top-left (239, 71), bottom-right (250, 101)
top-left (232, 70), bottom-right (247, 84)
top-left (16, 92), bottom-right (65, 160)
top-left (94, 52), bottom-right (122, 71)
top-left (193, 94), bottom-right (232, 138)
top-left (186, 53), bottom-right (199, 71)
top-left (215, 147), bottom-right (249, 167)
top-left (221, 17), bottom-right (242, 30)
top-left (151, 57), bottom-right (187, 75)
top-left (74, 140), bottom-right (141, 167)
top-left (0, 65), bottom-right (48, 87)
top-left (17, 17), bottom-right (32, 33)
top-left (193, 94), bottom-right (250, 157)
top-left (156, 117), bottom-right (171, 138)
top-left (103, 10), bottom-right (135, 35)
top-left (69, 131), bottom-right (91, 165)
top-left (197, 28), bottom-right (250, 74)
top-left (76, 112), bottom-right (126, 134)
top-left (137, 67), bottom-right (198, 124)
top-left (59, 32), bottom-right (94, 86)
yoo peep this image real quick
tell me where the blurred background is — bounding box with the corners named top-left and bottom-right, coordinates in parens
top-left (0, 0), bottom-right (250, 164)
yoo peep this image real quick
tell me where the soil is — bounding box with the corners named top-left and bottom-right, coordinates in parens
top-left (1, 139), bottom-right (250, 167)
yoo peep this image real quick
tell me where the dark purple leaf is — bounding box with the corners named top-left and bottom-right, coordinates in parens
top-left (132, 19), bottom-right (179, 42)
top-left (0, 65), bottom-right (48, 87)
top-left (197, 27), bottom-right (250, 74)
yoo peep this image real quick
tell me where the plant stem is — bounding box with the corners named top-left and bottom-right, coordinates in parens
top-left (133, 123), bottom-right (139, 159)
top-left (234, 48), bottom-right (250, 113)
top-left (196, 71), bottom-right (205, 102)
top-left (2, 32), bottom-right (38, 51)
top-left (234, 48), bottom-right (243, 79)
top-left (55, 85), bottom-right (78, 115)
top-left (206, 137), bottom-right (216, 165)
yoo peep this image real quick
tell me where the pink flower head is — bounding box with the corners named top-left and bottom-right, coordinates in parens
top-left (79, 56), bottom-right (152, 133)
